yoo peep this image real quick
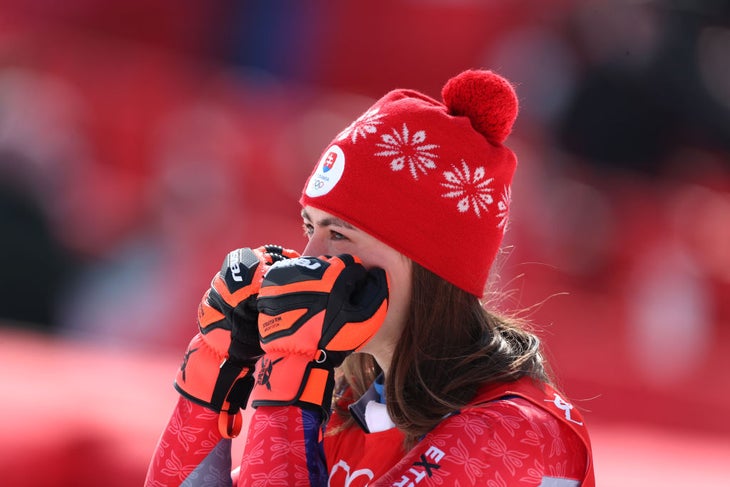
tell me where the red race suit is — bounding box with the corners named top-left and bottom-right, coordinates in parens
top-left (146, 376), bottom-right (594, 486)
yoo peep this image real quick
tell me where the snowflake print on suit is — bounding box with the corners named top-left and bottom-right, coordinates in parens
top-left (336, 107), bottom-right (385, 144)
top-left (496, 185), bottom-right (511, 232)
top-left (375, 123), bottom-right (440, 180)
top-left (441, 160), bottom-right (494, 217)
top-left (374, 397), bottom-right (588, 487)
top-left (144, 397), bottom-right (233, 487)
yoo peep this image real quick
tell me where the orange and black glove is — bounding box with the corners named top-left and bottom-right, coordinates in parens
top-left (250, 255), bottom-right (389, 416)
top-left (174, 245), bottom-right (299, 437)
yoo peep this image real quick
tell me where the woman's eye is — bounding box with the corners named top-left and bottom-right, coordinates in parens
top-left (330, 230), bottom-right (346, 241)
top-left (303, 223), bottom-right (314, 237)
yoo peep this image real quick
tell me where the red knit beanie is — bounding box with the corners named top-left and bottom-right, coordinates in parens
top-left (300, 70), bottom-right (519, 297)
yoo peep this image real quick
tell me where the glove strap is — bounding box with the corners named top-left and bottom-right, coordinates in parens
top-left (174, 336), bottom-right (257, 438)
top-left (212, 360), bottom-right (256, 438)
top-left (219, 410), bottom-right (243, 439)
top-left (211, 359), bottom-right (255, 411)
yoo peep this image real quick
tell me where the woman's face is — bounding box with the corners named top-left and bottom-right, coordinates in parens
top-left (301, 205), bottom-right (412, 371)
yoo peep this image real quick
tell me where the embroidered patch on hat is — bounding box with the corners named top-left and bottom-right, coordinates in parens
top-left (305, 145), bottom-right (346, 197)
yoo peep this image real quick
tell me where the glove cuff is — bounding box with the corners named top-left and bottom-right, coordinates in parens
top-left (174, 334), bottom-right (256, 414)
top-left (250, 352), bottom-right (336, 417)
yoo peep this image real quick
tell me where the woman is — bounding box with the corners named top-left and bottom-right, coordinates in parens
top-left (146, 69), bottom-right (594, 486)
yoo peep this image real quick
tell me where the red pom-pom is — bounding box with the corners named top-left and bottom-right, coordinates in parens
top-left (441, 70), bottom-right (518, 144)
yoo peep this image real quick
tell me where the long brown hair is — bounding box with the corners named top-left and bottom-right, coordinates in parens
top-left (334, 262), bottom-right (550, 447)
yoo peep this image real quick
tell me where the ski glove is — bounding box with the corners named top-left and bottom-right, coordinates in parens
top-left (250, 254), bottom-right (389, 417)
top-left (174, 245), bottom-right (299, 437)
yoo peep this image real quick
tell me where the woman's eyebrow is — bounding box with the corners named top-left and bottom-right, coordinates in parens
top-left (301, 209), bottom-right (355, 229)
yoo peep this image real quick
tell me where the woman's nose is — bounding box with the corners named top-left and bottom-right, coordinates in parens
top-left (302, 235), bottom-right (326, 257)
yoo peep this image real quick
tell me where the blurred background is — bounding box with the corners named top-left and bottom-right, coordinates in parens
top-left (0, 0), bottom-right (728, 485)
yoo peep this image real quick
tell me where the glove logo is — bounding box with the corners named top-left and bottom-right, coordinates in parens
top-left (271, 257), bottom-right (322, 271)
top-left (256, 356), bottom-right (284, 391)
top-left (296, 258), bottom-right (322, 270)
top-left (227, 250), bottom-right (247, 282)
top-left (230, 262), bottom-right (244, 282)
top-left (180, 347), bottom-right (198, 382)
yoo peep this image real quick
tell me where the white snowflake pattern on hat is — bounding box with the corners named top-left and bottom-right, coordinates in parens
top-left (496, 185), bottom-right (511, 232)
top-left (336, 107), bottom-right (385, 143)
top-left (374, 123), bottom-right (440, 180)
top-left (441, 160), bottom-right (494, 218)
